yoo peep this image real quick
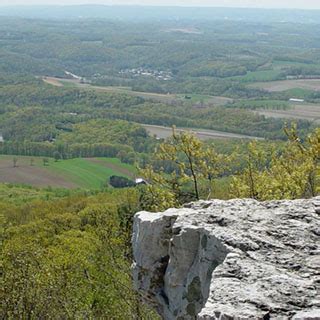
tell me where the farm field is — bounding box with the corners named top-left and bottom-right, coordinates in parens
top-left (231, 69), bottom-right (281, 82)
top-left (42, 77), bottom-right (63, 87)
top-left (0, 156), bottom-right (136, 189)
top-left (0, 156), bottom-right (77, 189)
top-left (248, 79), bottom-right (320, 92)
top-left (142, 124), bottom-right (264, 140)
top-left (43, 76), bottom-right (183, 103)
top-left (231, 99), bottom-right (290, 110)
top-left (177, 94), bottom-right (233, 105)
top-left (256, 103), bottom-right (320, 123)
top-left (42, 76), bottom-right (233, 106)
top-left (87, 158), bottom-right (135, 178)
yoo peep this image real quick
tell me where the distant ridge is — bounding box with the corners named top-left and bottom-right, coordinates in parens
top-left (0, 5), bottom-right (319, 23)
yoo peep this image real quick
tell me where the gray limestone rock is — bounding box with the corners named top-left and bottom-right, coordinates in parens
top-left (132, 197), bottom-right (320, 319)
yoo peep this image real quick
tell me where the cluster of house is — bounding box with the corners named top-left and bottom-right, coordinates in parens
top-left (119, 68), bottom-right (173, 81)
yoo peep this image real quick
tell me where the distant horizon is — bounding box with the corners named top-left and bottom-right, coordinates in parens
top-left (0, 0), bottom-right (320, 10)
top-left (1, 4), bottom-right (320, 10)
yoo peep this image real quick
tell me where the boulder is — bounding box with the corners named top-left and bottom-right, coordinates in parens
top-left (132, 198), bottom-right (320, 319)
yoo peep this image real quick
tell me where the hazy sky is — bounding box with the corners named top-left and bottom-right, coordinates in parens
top-left (0, 0), bottom-right (320, 9)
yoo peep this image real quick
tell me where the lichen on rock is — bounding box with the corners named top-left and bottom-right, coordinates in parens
top-left (132, 198), bottom-right (320, 319)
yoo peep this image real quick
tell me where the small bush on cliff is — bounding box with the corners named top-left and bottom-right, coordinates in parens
top-left (140, 128), bottom-right (234, 211)
top-left (231, 125), bottom-right (319, 200)
top-left (141, 125), bottom-right (319, 211)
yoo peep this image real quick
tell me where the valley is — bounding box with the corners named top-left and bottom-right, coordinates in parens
top-left (42, 76), bottom-right (233, 106)
top-left (0, 7), bottom-right (319, 320)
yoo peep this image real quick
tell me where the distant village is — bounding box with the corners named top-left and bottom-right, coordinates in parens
top-left (119, 68), bottom-right (173, 81)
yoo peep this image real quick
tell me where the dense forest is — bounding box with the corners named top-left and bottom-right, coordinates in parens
top-left (1, 186), bottom-right (159, 319)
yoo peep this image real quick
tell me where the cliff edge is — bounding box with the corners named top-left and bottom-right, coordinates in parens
top-left (132, 198), bottom-right (320, 319)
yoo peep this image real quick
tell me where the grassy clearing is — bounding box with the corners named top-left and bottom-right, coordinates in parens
top-left (248, 79), bottom-right (320, 92)
top-left (256, 103), bottom-right (320, 122)
top-left (283, 88), bottom-right (315, 98)
top-left (47, 158), bottom-right (136, 189)
top-left (231, 70), bottom-right (282, 82)
top-left (177, 94), bottom-right (233, 105)
top-left (231, 99), bottom-right (290, 110)
top-left (177, 94), bottom-right (214, 103)
top-left (0, 155), bottom-right (76, 189)
top-left (0, 155), bottom-right (136, 189)
top-left (88, 158), bottom-right (136, 178)
top-left (272, 60), bottom-right (320, 69)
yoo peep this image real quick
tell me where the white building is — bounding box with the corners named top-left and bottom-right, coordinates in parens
top-left (289, 98), bottom-right (304, 103)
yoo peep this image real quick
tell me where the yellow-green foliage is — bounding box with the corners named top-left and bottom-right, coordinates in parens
top-left (231, 126), bottom-right (319, 200)
top-left (1, 190), bottom-right (158, 319)
top-left (142, 126), bottom-right (319, 211)
top-left (140, 128), bottom-right (233, 211)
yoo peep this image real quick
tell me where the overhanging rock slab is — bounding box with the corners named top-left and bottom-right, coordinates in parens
top-left (132, 198), bottom-right (320, 319)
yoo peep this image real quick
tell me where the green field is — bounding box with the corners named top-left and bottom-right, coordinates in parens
top-left (48, 158), bottom-right (135, 189)
top-left (272, 60), bottom-right (320, 69)
top-left (231, 69), bottom-right (282, 82)
top-left (230, 99), bottom-right (290, 110)
top-left (177, 93), bottom-right (212, 102)
top-left (0, 156), bottom-right (136, 189)
top-left (283, 88), bottom-right (315, 98)
top-left (176, 93), bottom-right (233, 105)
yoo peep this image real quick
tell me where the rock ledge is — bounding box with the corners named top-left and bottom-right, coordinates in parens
top-left (132, 198), bottom-right (320, 319)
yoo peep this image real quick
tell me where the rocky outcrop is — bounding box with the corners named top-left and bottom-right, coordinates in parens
top-left (132, 198), bottom-right (320, 319)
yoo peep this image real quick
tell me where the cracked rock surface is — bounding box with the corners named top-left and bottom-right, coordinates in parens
top-left (132, 198), bottom-right (320, 319)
